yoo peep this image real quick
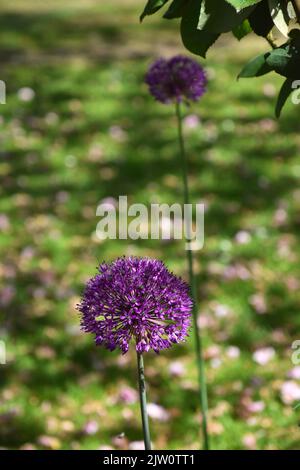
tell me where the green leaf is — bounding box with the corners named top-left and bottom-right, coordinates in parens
top-left (181, 0), bottom-right (219, 57)
top-left (267, 39), bottom-right (300, 78)
top-left (226, 0), bottom-right (263, 10)
top-left (266, 47), bottom-right (292, 69)
top-left (287, 1), bottom-right (297, 19)
top-left (238, 52), bottom-right (273, 77)
top-left (248, 0), bottom-right (274, 37)
top-left (163, 0), bottom-right (188, 18)
top-left (239, 38), bottom-right (300, 80)
top-left (232, 19), bottom-right (252, 39)
top-left (268, 0), bottom-right (291, 37)
top-left (289, 28), bottom-right (300, 41)
top-left (198, 0), bottom-right (256, 33)
top-left (275, 78), bottom-right (294, 117)
top-left (140, 0), bottom-right (170, 22)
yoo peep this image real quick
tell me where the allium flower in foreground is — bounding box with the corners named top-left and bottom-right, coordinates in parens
top-left (145, 55), bottom-right (207, 104)
top-left (78, 257), bottom-right (192, 354)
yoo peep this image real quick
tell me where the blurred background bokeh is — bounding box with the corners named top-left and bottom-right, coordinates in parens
top-left (0, 0), bottom-right (300, 450)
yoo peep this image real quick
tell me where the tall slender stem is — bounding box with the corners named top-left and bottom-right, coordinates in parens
top-left (136, 351), bottom-right (152, 450)
top-left (175, 101), bottom-right (210, 451)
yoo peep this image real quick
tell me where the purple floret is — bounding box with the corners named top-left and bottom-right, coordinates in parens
top-left (145, 55), bottom-right (207, 104)
top-left (77, 257), bottom-right (192, 354)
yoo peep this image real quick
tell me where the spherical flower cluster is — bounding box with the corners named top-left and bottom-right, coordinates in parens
top-left (77, 257), bottom-right (192, 354)
top-left (145, 55), bottom-right (207, 104)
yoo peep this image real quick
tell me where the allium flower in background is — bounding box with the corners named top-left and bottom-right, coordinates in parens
top-left (145, 55), bottom-right (207, 104)
top-left (146, 55), bottom-right (210, 450)
top-left (77, 257), bottom-right (192, 354)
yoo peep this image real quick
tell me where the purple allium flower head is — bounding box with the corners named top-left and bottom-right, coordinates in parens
top-left (145, 55), bottom-right (207, 104)
top-left (77, 257), bottom-right (192, 354)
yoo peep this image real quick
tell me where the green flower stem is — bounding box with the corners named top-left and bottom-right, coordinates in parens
top-left (137, 351), bottom-right (152, 450)
top-left (175, 101), bottom-right (210, 451)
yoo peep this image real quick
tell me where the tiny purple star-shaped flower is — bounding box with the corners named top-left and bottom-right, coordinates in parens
top-left (77, 257), bottom-right (192, 354)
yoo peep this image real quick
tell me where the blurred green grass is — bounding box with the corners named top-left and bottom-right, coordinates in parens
top-left (0, 0), bottom-right (300, 450)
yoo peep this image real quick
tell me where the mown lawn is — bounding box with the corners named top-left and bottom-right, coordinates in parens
top-left (0, 0), bottom-right (300, 450)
